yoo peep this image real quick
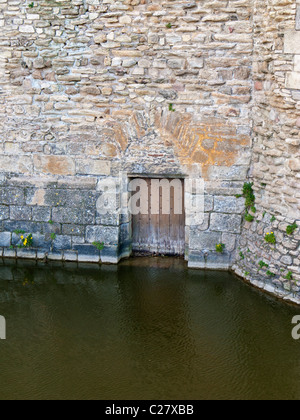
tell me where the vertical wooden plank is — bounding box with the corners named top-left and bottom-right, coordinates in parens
top-left (179, 179), bottom-right (185, 255)
top-left (131, 184), bottom-right (140, 251)
top-left (159, 178), bottom-right (170, 255)
top-left (138, 178), bottom-right (150, 253)
top-left (132, 177), bottom-right (185, 256)
top-left (149, 178), bottom-right (159, 253)
top-left (169, 183), bottom-right (176, 254)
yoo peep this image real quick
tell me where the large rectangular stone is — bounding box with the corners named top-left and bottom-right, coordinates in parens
top-left (73, 245), bottom-right (100, 263)
top-left (76, 159), bottom-right (111, 176)
top-left (0, 232), bottom-right (11, 247)
top-left (0, 206), bottom-right (9, 221)
top-left (188, 251), bottom-right (231, 270)
top-left (53, 235), bottom-right (72, 251)
top-left (33, 155), bottom-right (75, 176)
top-left (0, 188), bottom-right (25, 205)
top-left (286, 72), bottom-right (300, 90)
top-left (86, 225), bottom-right (119, 245)
top-left (284, 31), bottom-right (300, 54)
top-left (296, 6), bottom-right (300, 31)
top-left (214, 196), bottom-right (245, 214)
top-left (210, 213), bottom-right (242, 233)
top-left (0, 156), bottom-right (32, 174)
top-left (189, 231), bottom-right (221, 250)
top-left (10, 206), bottom-right (32, 221)
top-left (52, 207), bottom-right (95, 224)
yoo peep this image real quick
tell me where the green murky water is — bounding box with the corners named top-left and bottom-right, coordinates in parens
top-left (0, 257), bottom-right (300, 400)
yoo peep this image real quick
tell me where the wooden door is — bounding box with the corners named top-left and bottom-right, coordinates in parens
top-left (131, 178), bottom-right (185, 256)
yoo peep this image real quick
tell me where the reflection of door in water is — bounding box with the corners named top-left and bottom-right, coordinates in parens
top-left (0, 315), bottom-right (6, 340)
top-left (132, 178), bottom-right (185, 255)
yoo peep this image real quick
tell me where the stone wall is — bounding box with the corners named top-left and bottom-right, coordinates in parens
top-left (0, 0), bottom-right (299, 303)
top-left (233, 0), bottom-right (300, 304)
top-left (0, 0), bottom-right (253, 267)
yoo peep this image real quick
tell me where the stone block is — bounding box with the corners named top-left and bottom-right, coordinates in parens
top-left (286, 72), bottom-right (300, 90)
top-left (214, 196), bottom-right (245, 214)
top-left (0, 206), bottom-right (9, 221)
top-left (210, 213), bottom-right (242, 234)
top-left (187, 250), bottom-right (231, 270)
top-left (19, 25), bottom-right (35, 33)
top-left (188, 58), bottom-right (204, 69)
top-left (10, 206), bottom-right (32, 221)
top-left (222, 233), bottom-right (237, 252)
top-left (73, 245), bottom-right (100, 263)
top-left (122, 59), bottom-right (137, 68)
top-left (0, 156), bottom-right (32, 174)
top-left (32, 207), bottom-right (51, 222)
top-left (284, 31), bottom-right (300, 54)
top-left (32, 234), bottom-right (51, 250)
top-left (3, 249), bottom-right (16, 259)
top-left (100, 245), bottom-right (120, 264)
top-left (47, 251), bottom-right (63, 261)
top-left (86, 225), bottom-right (119, 245)
top-left (33, 156), bottom-right (75, 176)
top-left (167, 59), bottom-right (185, 69)
top-left (16, 248), bottom-right (37, 260)
top-left (53, 235), bottom-right (72, 251)
top-left (76, 159), bottom-right (111, 176)
top-left (0, 188), bottom-right (25, 205)
top-left (289, 159), bottom-right (300, 171)
top-left (3, 221), bottom-right (42, 234)
top-left (0, 232), bottom-right (11, 247)
top-left (63, 251), bottom-right (78, 262)
top-left (296, 6), bottom-right (300, 31)
top-left (62, 224), bottom-right (85, 236)
top-left (189, 231), bottom-right (221, 250)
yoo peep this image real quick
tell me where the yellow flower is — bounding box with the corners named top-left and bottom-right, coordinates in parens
top-left (21, 236), bottom-right (24, 239)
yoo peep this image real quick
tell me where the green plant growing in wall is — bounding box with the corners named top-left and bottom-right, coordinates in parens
top-left (258, 261), bottom-right (269, 270)
top-left (169, 103), bottom-right (175, 112)
top-left (19, 234), bottom-right (33, 248)
top-left (245, 213), bottom-right (254, 222)
top-left (14, 230), bottom-right (26, 235)
top-left (216, 243), bottom-right (225, 253)
top-left (243, 182), bottom-right (255, 209)
top-left (48, 220), bottom-right (54, 225)
top-left (239, 252), bottom-right (245, 260)
top-left (284, 271), bottom-right (293, 281)
top-left (266, 270), bottom-right (276, 277)
top-left (166, 23), bottom-right (172, 29)
top-left (50, 233), bottom-right (56, 241)
top-left (265, 232), bottom-right (276, 244)
top-left (28, 2), bottom-right (34, 8)
top-left (237, 182), bottom-right (256, 222)
top-left (271, 215), bottom-right (276, 223)
top-left (286, 223), bottom-right (298, 235)
top-left (245, 271), bottom-right (250, 276)
top-left (93, 241), bottom-right (104, 251)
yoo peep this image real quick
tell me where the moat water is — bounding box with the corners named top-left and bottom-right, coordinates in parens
top-left (0, 257), bottom-right (300, 400)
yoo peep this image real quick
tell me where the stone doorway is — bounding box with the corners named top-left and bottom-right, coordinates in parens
top-left (130, 177), bottom-right (185, 256)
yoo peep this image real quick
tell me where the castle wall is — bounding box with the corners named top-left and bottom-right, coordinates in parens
top-left (233, 0), bottom-right (300, 304)
top-left (0, 0), bottom-right (253, 267)
top-left (0, 0), bottom-right (299, 304)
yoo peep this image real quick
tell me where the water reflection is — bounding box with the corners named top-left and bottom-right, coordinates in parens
top-left (0, 258), bottom-right (300, 400)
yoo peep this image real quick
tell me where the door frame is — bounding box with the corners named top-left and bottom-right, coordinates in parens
top-left (127, 173), bottom-right (188, 257)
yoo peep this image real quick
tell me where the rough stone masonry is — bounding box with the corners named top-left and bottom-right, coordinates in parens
top-left (0, 0), bottom-right (299, 303)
